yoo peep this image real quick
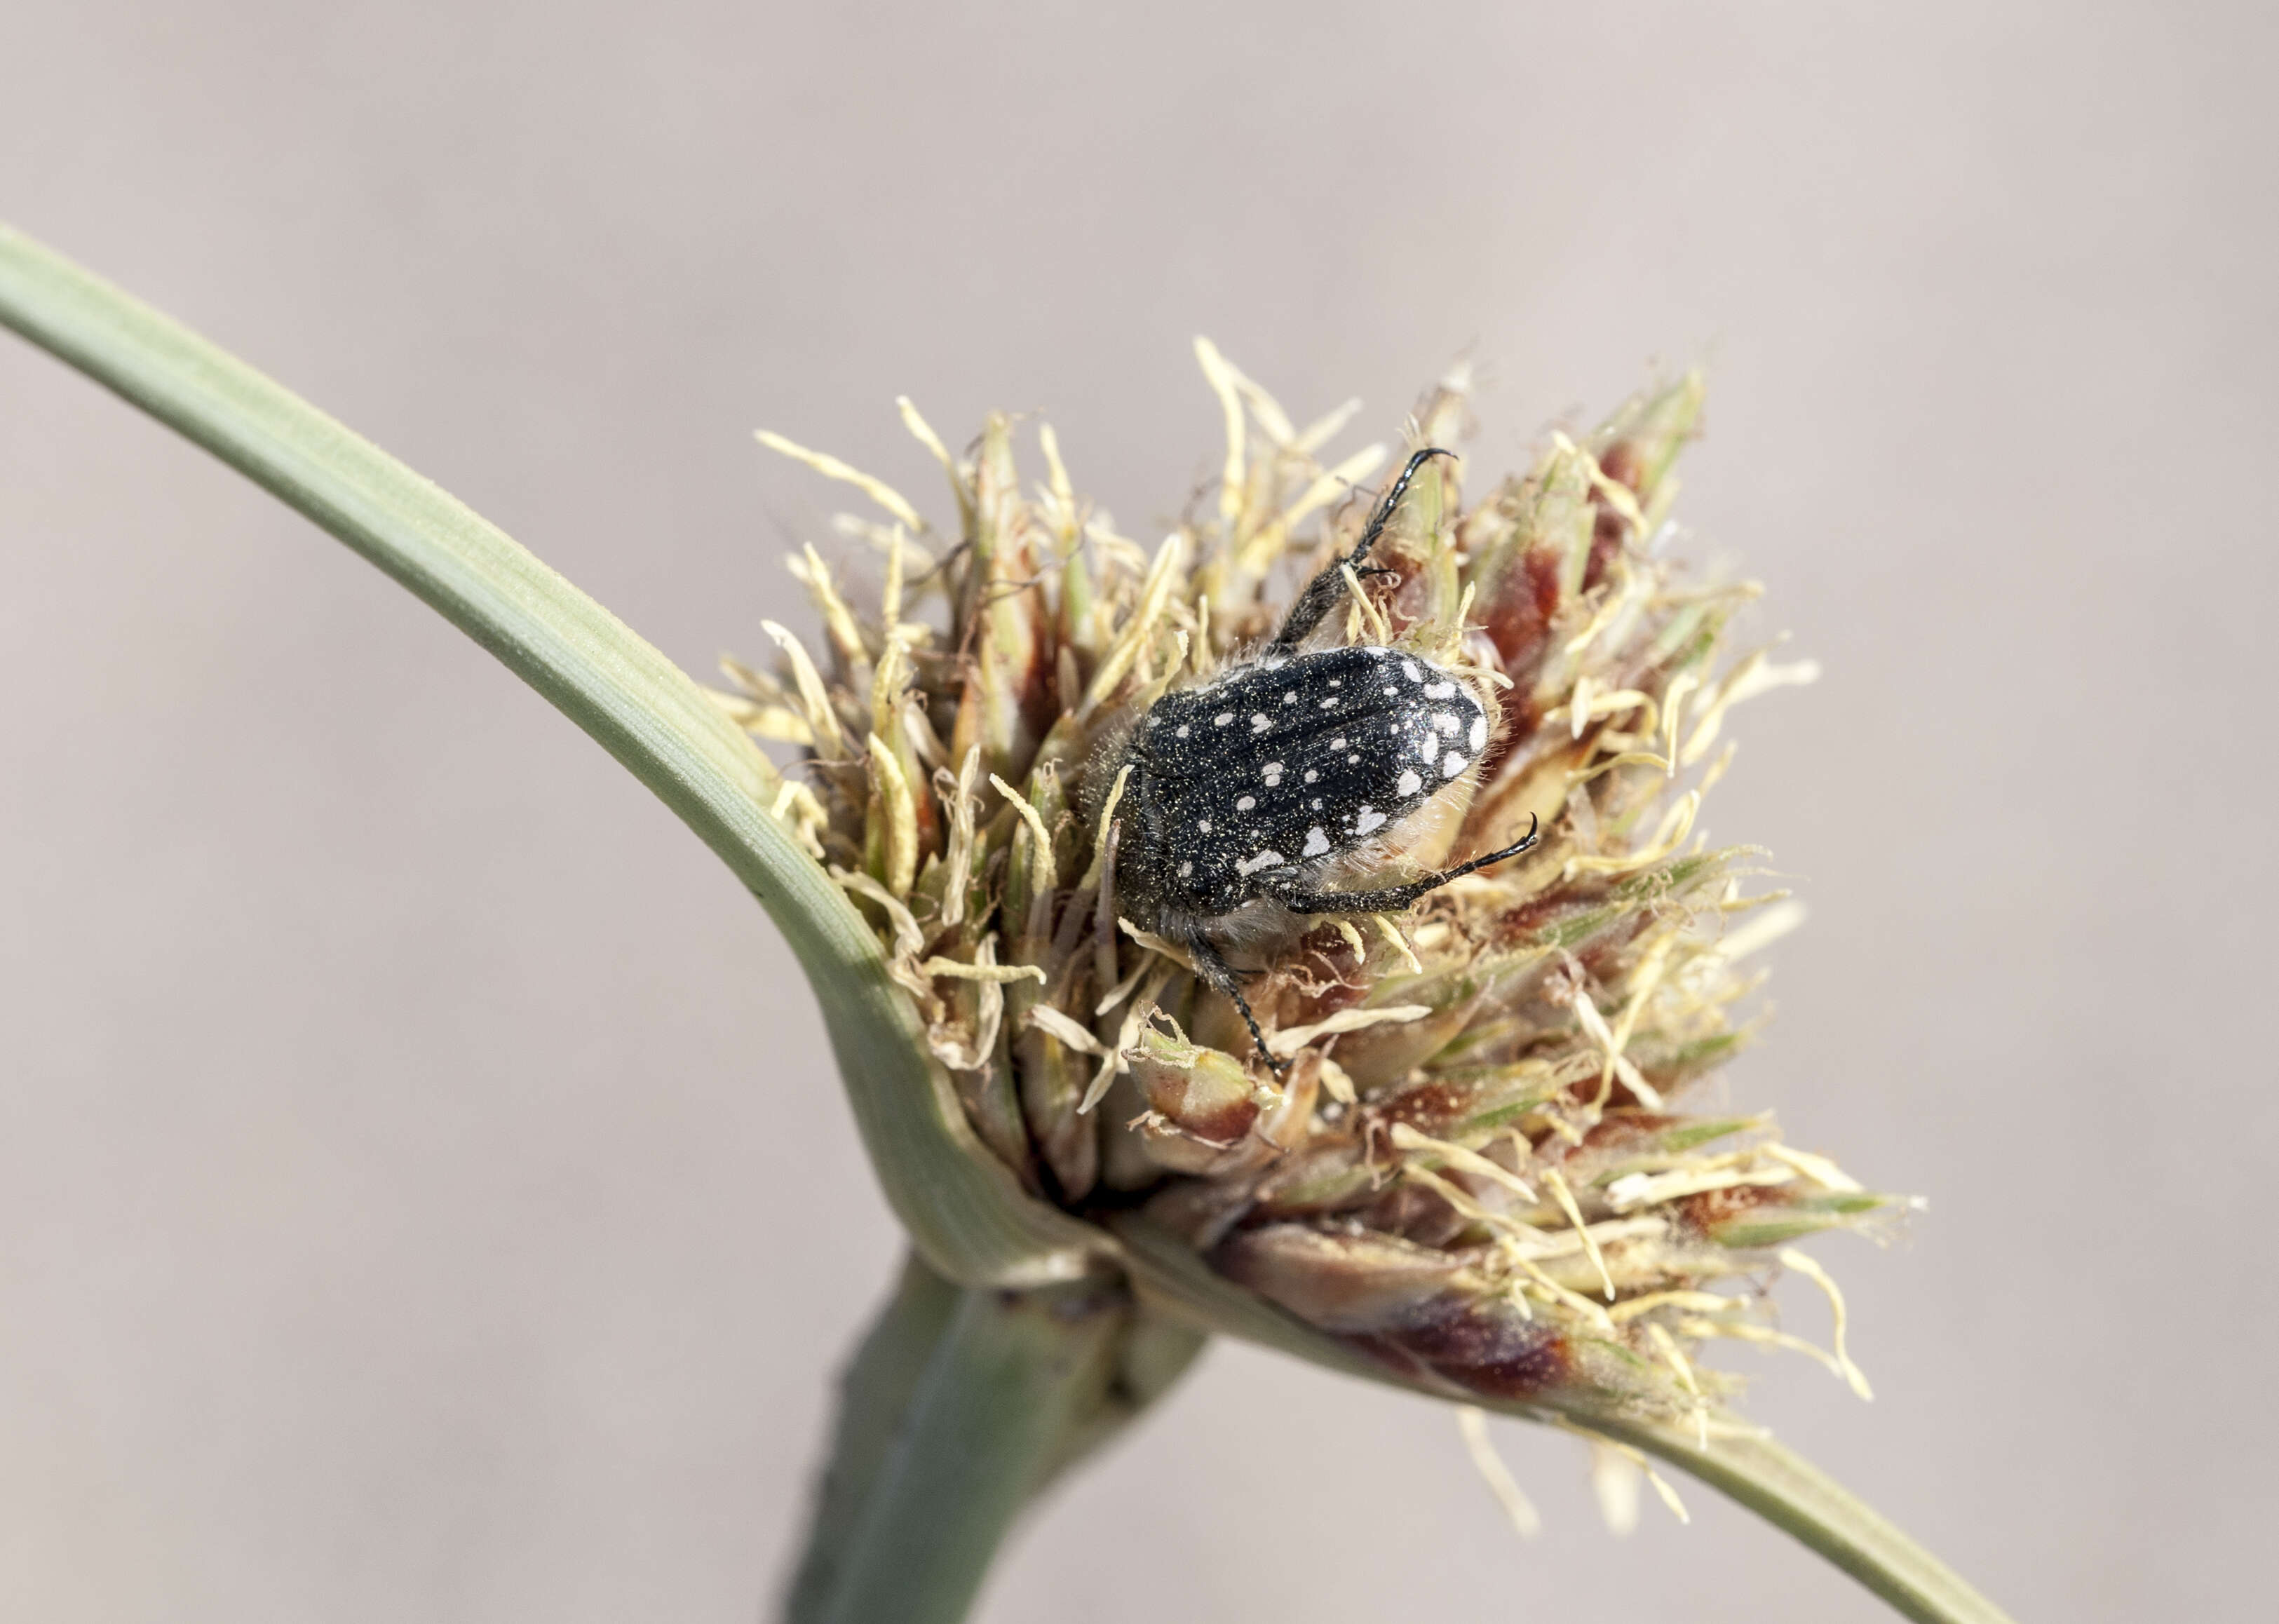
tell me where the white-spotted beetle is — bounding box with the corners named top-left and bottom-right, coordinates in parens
top-left (1110, 449), bottom-right (1540, 1071)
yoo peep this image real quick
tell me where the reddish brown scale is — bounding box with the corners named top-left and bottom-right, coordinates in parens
top-left (1480, 544), bottom-right (1566, 742)
top-left (1581, 439), bottom-right (1646, 594)
top-left (1676, 1182), bottom-right (1790, 1237)
top-left (1373, 1077), bottom-right (1478, 1131)
top-left (1145, 1079), bottom-right (1259, 1147)
top-left (1353, 1300), bottom-right (1574, 1400)
top-left (1578, 1111), bottom-right (1683, 1152)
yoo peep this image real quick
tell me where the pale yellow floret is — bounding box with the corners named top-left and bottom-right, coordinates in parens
top-left (1341, 562), bottom-right (1395, 646)
top-left (1293, 396), bottom-right (1365, 455)
top-left (1078, 532), bottom-right (1184, 720)
top-left (1779, 1247), bottom-right (1875, 1402)
top-left (1607, 1290), bottom-right (1740, 1325)
top-left (1762, 1142), bottom-right (1865, 1193)
top-left (922, 956), bottom-right (1047, 985)
top-left (1193, 336), bottom-right (1247, 526)
top-left (1540, 1165), bottom-right (1616, 1301)
top-left (895, 395), bottom-right (959, 487)
top-left (879, 525), bottom-right (907, 629)
top-left (1025, 1003), bottom-right (1107, 1055)
top-left (1646, 1321), bottom-right (1712, 1448)
top-left (936, 745), bottom-right (982, 929)
top-left (1710, 898), bottom-right (1810, 963)
top-left (788, 543), bottom-right (868, 668)
top-left (1550, 429), bottom-right (1650, 537)
top-left (1569, 982), bottom-right (1663, 1110)
top-left (1077, 764), bottom-right (1133, 891)
top-left (1115, 916), bottom-right (1198, 975)
top-left (1265, 1003), bottom-right (1434, 1060)
top-left (988, 773), bottom-right (1059, 893)
top-left (1682, 644), bottom-right (1822, 765)
top-left (1370, 914), bottom-right (1423, 975)
top-left (867, 732), bottom-right (919, 897)
top-left (1568, 1426), bottom-right (1690, 1530)
top-left (831, 865), bottom-right (924, 961)
top-left (1036, 422), bottom-right (1079, 547)
top-left (1562, 554), bottom-right (1641, 658)
top-left (1388, 1123), bottom-right (1539, 1203)
top-left (1456, 1407), bottom-right (1543, 1540)
top-left (761, 620), bottom-right (848, 755)
top-left (755, 429), bottom-right (925, 533)
top-left (1079, 960), bottom-right (1177, 1113)
top-left (1604, 1163), bottom-right (1795, 1214)
top-left (1565, 789), bottom-right (1699, 879)
top-left (1238, 443), bottom-right (1387, 574)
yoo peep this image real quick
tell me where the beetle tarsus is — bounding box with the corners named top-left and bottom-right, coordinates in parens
top-left (1186, 931), bottom-right (1288, 1078)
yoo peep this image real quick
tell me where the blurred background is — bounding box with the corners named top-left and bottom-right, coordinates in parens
top-left (3, 3), bottom-right (2271, 1619)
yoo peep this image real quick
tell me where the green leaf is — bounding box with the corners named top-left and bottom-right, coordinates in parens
top-left (0, 219), bottom-right (1100, 1290)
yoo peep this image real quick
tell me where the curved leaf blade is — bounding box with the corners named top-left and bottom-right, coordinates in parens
top-left (0, 219), bottom-right (1101, 1289)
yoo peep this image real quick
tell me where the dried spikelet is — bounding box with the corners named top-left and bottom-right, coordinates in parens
top-left (738, 352), bottom-right (1900, 1442)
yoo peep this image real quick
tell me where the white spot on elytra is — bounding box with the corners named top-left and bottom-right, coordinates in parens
top-left (1401, 659), bottom-right (1422, 682)
top-left (1251, 712), bottom-right (1271, 731)
top-left (1384, 686), bottom-right (1398, 695)
top-left (1331, 736), bottom-right (1348, 750)
top-left (1236, 848), bottom-right (1285, 876)
top-left (1283, 691), bottom-right (1299, 704)
top-left (1319, 696), bottom-right (1339, 709)
top-left (1215, 712), bottom-right (1234, 726)
top-left (1418, 736), bottom-right (1438, 762)
top-left (1328, 677), bottom-right (1341, 686)
top-left (1396, 769), bottom-right (1422, 796)
top-left (1310, 798), bottom-right (1323, 810)
top-left (1236, 795), bottom-right (1256, 811)
top-left (1303, 826), bottom-right (1330, 857)
top-left (1348, 754), bottom-right (1360, 764)
top-left (1443, 751), bottom-right (1466, 778)
top-left (1423, 679), bottom-right (1456, 698)
top-left (1433, 712), bottom-right (1459, 735)
top-left (1262, 762), bottom-right (1284, 786)
top-left (1304, 769), bottom-right (1318, 783)
top-left (1198, 818), bottom-right (1212, 832)
top-left (1355, 806), bottom-right (1388, 835)
top-left (1175, 724), bottom-right (1190, 738)
top-left (1470, 715), bottom-right (1487, 750)
top-left (1178, 861), bottom-right (1192, 877)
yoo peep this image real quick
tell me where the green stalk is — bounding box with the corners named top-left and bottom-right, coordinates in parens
top-left (785, 1256), bottom-right (1133, 1624)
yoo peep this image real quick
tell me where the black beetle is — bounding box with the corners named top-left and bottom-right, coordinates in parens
top-left (1110, 449), bottom-right (1539, 1071)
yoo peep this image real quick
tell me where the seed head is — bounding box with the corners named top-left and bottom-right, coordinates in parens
top-left (726, 344), bottom-right (1893, 1441)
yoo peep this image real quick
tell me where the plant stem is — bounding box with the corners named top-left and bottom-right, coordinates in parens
top-left (786, 1257), bottom-right (1130, 1624)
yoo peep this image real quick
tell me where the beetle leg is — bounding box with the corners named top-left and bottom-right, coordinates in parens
top-left (1184, 928), bottom-right (1287, 1077)
top-left (1273, 816), bottom-right (1539, 915)
top-left (1267, 447), bottom-right (1453, 653)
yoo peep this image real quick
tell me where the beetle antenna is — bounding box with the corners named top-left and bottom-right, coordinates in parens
top-left (1268, 446), bottom-right (1454, 653)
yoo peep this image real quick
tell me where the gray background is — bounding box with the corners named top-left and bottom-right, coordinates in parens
top-left (2, 3), bottom-right (2270, 1620)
